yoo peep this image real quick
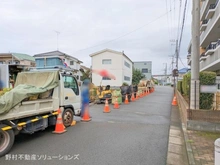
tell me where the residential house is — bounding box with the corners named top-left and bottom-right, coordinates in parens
top-left (0, 53), bottom-right (35, 88)
top-left (0, 53), bottom-right (35, 66)
top-left (133, 61), bottom-right (152, 80)
top-left (90, 49), bottom-right (133, 87)
top-left (178, 68), bottom-right (189, 80)
top-left (33, 50), bottom-right (83, 81)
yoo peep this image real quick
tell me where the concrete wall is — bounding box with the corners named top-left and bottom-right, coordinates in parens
top-left (177, 90), bottom-right (220, 133)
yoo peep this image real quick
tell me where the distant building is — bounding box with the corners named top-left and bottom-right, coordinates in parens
top-left (90, 49), bottom-right (133, 86)
top-left (34, 50), bottom-right (83, 81)
top-left (0, 53), bottom-right (36, 89)
top-left (152, 74), bottom-right (173, 86)
top-left (133, 61), bottom-right (152, 80)
top-left (0, 53), bottom-right (35, 66)
top-left (178, 68), bottom-right (189, 80)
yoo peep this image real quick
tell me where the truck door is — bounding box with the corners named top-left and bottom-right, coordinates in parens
top-left (62, 75), bottom-right (81, 112)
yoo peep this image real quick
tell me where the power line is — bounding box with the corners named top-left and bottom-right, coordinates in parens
top-left (179, 56), bottom-right (187, 68)
top-left (178, 0), bottom-right (188, 53)
top-left (72, 11), bottom-right (172, 54)
top-left (177, 0), bottom-right (183, 41)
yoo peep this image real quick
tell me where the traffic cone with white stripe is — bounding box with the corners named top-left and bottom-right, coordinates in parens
top-left (124, 94), bottom-right (129, 104)
top-left (53, 109), bottom-right (67, 134)
top-left (103, 99), bottom-right (111, 113)
top-left (113, 97), bottom-right (120, 109)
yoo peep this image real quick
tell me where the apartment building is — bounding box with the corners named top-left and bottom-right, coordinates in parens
top-left (188, 0), bottom-right (220, 75)
top-left (90, 49), bottom-right (133, 86)
top-left (133, 61), bottom-right (152, 80)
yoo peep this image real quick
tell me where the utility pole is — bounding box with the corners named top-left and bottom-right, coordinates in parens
top-left (190, 0), bottom-right (200, 110)
top-left (163, 63), bottom-right (168, 85)
top-left (173, 39), bottom-right (179, 95)
top-left (175, 39), bottom-right (179, 82)
top-left (55, 31), bottom-right (60, 50)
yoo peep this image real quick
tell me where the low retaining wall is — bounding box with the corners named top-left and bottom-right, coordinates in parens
top-left (177, 91), bottom-right (220, 133)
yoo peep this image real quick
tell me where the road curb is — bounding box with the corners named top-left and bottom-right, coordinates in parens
top-left (181, 123), bottom-right (196, 165)
top-left (177, 105), bottom-right (196, 165)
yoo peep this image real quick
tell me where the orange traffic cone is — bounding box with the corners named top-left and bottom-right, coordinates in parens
top-left (103, 99), bottom-right (111, 113)
top-left (124, 94), bottom-right (129, 104)
top-left (131, 93), bottom-right (135, 102)
top-left (114, 97), bottom-right (120, 109)
top-left (136, 92), bottom-right (139, 100)
top-left (172, 96), bottom-right (177, 106)
top-left (53, 109), bottom-right (67, 134)
top-left (81, 105), bottom-right (92, 122)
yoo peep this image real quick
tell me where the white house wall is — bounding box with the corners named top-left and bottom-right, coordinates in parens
top-left (91, 51), bottom-right (125, 87)
top-left (122, 57), bottom-right (133, 85)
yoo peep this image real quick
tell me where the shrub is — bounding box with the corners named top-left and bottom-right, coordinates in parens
top-left (182, 73), bottom-right (191, 96)
top-left (177, 80), bottom-right (183, 94)
top-left (181, 71), bottom-right (216, 110)
top-left (122, 82), bottom-right (129, 86)
top-left (199, 71), bottom-right (216, 109)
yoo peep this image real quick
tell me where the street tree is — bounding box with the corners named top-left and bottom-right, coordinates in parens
top-left (80, 69), bottom-right (91, 81)
top-left (132, 69), bottom-right (145, 85)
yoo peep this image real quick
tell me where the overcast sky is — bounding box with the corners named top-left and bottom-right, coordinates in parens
top-left (0, 0), bottom-right (192, 75)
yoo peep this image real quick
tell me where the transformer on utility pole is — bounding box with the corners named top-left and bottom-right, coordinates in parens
top-left (190, 0), bottom-right (200, 110)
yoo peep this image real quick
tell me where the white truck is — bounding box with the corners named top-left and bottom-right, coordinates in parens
top-left (0, 68), bottom-right (81, 157)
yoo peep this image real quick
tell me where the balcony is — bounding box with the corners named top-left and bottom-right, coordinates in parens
top-left (200, 1), bottom-right (220, 47)
top-left (205, 4), bottom-right (217, 19)
top-left (200, 39), bottom-right (220, 71)
top-left (200, 53), bottom-right (208, 61)
top-left (200, 19), bottom-right (208, 31)
top-left (205, 42), bottom-right (217, 55)
top-left (201, 0), bottom-right (217, 20)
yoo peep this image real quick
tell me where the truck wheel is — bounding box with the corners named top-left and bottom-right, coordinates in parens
top-left (62, 108), bottom-right (74, 127)
top-left (0, 124), bottom-right (15, 157)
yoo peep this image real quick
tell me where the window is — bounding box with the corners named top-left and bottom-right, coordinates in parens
top-left (142, 68), bottom-right (148, 73)
top-left (70, 61), bottom-right (74, 65)
top-left (124, 76), bottom-right (130, 81)
top-left (124, 61), bottom-right (130, 68)
top-left (102, 59), bottom-right (111, 64)
top-left (46, 57), bottom-right (63, 66)
top-left (36, 59), bottom-right (45, 67)
top-left (36, 57), bottom-right (63, 68)
top-left (102, 77), bottom-right (111, 80)
top-left (62, 75), bottom-right (79, 95)
top-left (0, 61), bottom-right (3, 64)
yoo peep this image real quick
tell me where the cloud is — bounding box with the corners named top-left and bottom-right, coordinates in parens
top-left (0, 0), bottom-right (191, 74)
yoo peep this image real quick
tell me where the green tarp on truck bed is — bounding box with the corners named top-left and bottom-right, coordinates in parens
top-left (0, 70), bottom-right (59, 115)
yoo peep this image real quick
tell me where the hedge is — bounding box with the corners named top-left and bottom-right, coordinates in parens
top-left (177, 80), bottom-right (183, 94)
top-left (181, 71), bottom-right (216, 110)
top-left (182, 72), bottom-right (191, 96)
top-left (199, 71), bottom-right (216, 109)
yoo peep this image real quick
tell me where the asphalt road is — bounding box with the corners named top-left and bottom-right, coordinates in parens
top-left (0, 86), bottom-right (173, 165)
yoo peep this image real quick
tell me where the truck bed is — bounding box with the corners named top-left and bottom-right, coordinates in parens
top-left (0, 98), bottom-right (59, 121)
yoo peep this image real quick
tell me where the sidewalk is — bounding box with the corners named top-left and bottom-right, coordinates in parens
top-left (167, 106), bottom-right (189, 165)
top-left (167, 105), bottom-right (220, 165)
